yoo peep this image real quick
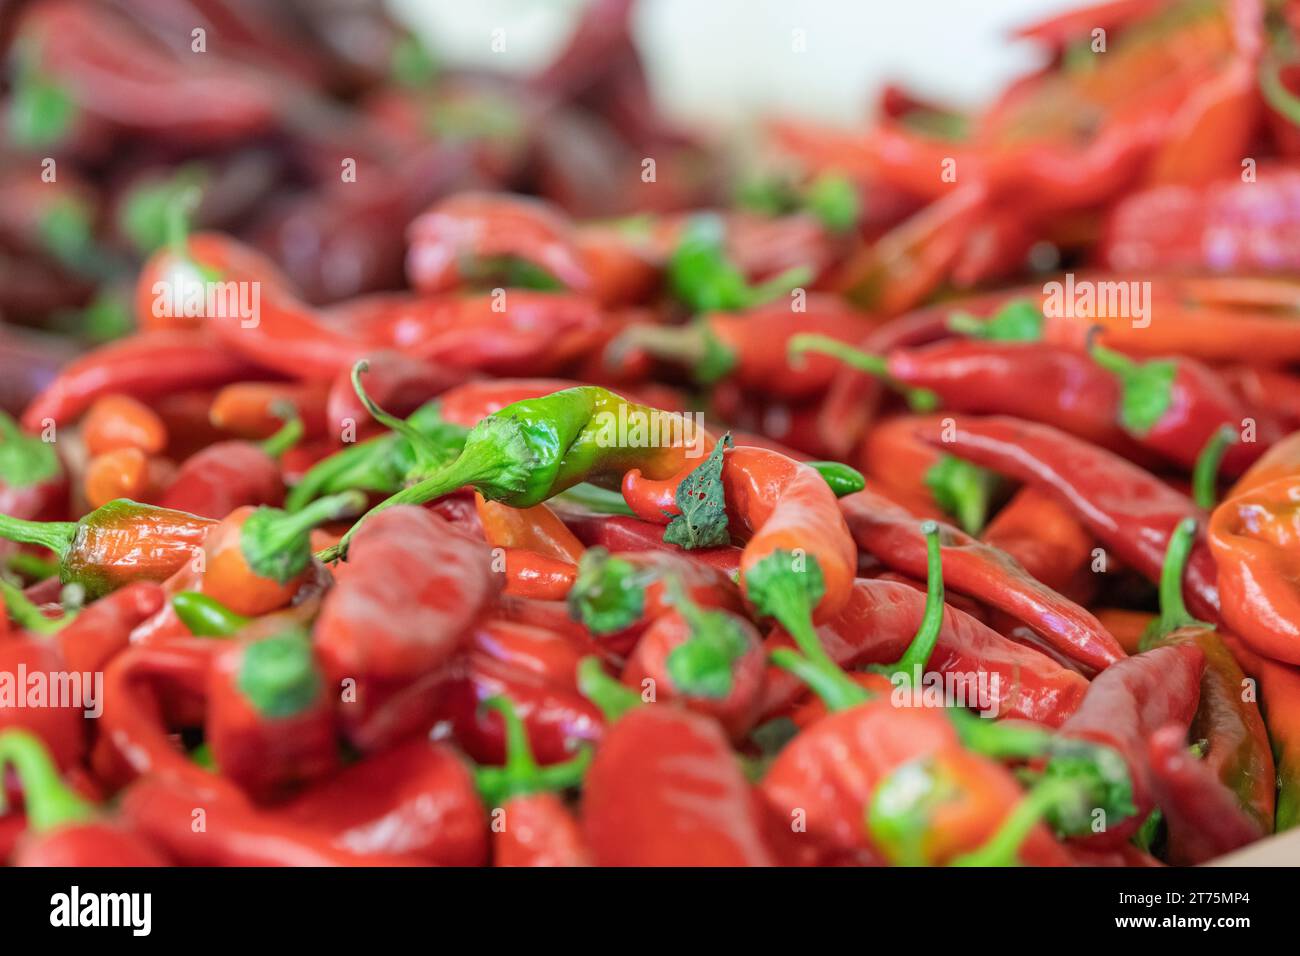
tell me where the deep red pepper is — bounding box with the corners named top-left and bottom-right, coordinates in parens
top-left (315, 505), bottom-right (500, 686)
top-left (919, 415), bottom-right (1222, 621)
top-left (558, 512), bottom-right (743, 577)
top-left (759, 577), bottom-right (1089, 727)
top-left (583, 703), bottom-right (775, 865)
top-left (206, 622), bottom-right (338, 801)
top-left (840, 489), bottom-right (1123, 672)
top-left (275, 739), bottom-right (488, 865)
top-left (1055, 642), bottom-right (1205, 848)
top-left (0, 729), bottom-right (167, 866)
top-left (119, 773), bottom-right (423, 866)
top-left (981, 486), bottom-right (1097, 598)
top-left (405, 191), bottom-right (592, 294)
top-left (475, 696), bottom-right (591, 867)
top-left (158, 438), bottom-right (290, 518)
top-left (20, 330), bottom-right (265, 431)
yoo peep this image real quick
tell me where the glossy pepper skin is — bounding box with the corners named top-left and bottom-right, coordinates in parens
top-left (118, 774), bottom-right (424, 867)
top-left (623, 444), bottom-right (858, 625)
top-left (0, 730), bottom-right (167, 867)
top-left (840, 489), bottom-right (1123, 672)
top-left (583, 705), bottom-right (775, 866)
top-left (1223, 632), bottom-right (1300, 831)
top-left (20, 330), bottom-right (263, 431)
top-left (275, 739), bottom-right (488, 866)
top-left (1146, 723), bottom-right (1263, 865)
top-left (158, 439), bottom-right (290, 519)
top-left (206, 625), bottom-right (338, 801)
top-left (1209, 476), bottom-right (1300, 664)
top-left (920, 415), bottom-right (1221, 621)
top-left (1055, 642), bottom-right (1204, 849)
top-left (1142, 519), bottom-right (1275, 834)
top-left (760, 577), bottom-right (1088, 727)
top-left (315, 506), bottom-right (500, 687)
top-left (981, 486), bottom-right (1096, 598)
top-left (567, 548), bottom-right (744, 658)
top-left (621, 604), bottom-right (766, 742)
top-left (0, 498), bottom-right (215, 598)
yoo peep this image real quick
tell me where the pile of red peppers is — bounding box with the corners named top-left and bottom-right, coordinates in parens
top-left (2, 0), bottom-right (1300, 867)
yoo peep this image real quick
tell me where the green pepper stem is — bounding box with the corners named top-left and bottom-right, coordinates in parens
top-left (748, 265), bottom-right (813, 305)
top-left (1149, 517), bottom-right (1207, 643)
top-left (260, 403), bottom-right (304, 459)
top-left (237, 631), bottom-right (322, 719)
top-left (475, 695), bottom-right (591, 806)
top-left (788, 334), bottom-right (939, 412)
top-left (0, 575), bottom-right (71, 635)
top-left (0, 729), bottom-right (97, 831)
top-left (165, 185), bottom-right (201, 260)
top-left (314, 446), bottom-right (505, 562)
top-left (285, 437), bottom-right (395, 513)
top-left (0, 512), bottom-right (76, 559)
top-left (769, 647), bottom-right (870, 712)
top-left (576, 656), bottom-right (642, 723)
top-left (1087, 331), bottom-right (1141, 381)
top-left (1192, 425), bottom-right (1238, 511)
top-left (884, 521), bottom-right (945, 677)
top-left (349, 360), bottom-right (445, 464)
top-left (949, 777), bottom-right (1076, 867)
top-left (947, 706), bottom-right (1052, 759)
top-left (945, 313), bottom-right (987, 337)
top-left (5, 551), bottom-right (59, 581)
top-left (612, 323), bottom-right (711, 372)
top-left (249, 491), bottom-right (365, 560)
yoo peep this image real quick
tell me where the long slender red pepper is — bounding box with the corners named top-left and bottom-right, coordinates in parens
top-left (840, 489), bottom-right (1123, 672)
top-left (918, 415), bottom-right (1221, 621)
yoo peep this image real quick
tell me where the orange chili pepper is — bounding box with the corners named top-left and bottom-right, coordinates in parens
top-left (81, 394), bottom-right (168, 457)
top-left (83, 447), bottom-right (175, 509)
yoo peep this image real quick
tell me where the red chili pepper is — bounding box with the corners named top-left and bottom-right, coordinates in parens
top-left (1222, 632), bottom-right (1300, 831)
top-left (374, 291), bottom-right (605, 376)
top-left (275, 738), bottom-right (488, 865)
top-left (1102, 166), bottom-right (1300, 274)
top-left (0, 629), bottom-right (86, 771)
top-left (1085, 336), bottom-right (1274, 475)
top-left (558, 512), bottom-right (743, 577)
top-left (612, 296), bottom-right (871, 399)
top-left (1143, 518), bottom-right (1274, 834)
top-left (620, 591), bottom-right (765, 742)
top-left (157, 412), bottom-right (303, 519)
top-left (760, 576), bottom-right (1088, 728)
top-left (840, 489), bottom-right (1123, 672)
top-left (194, 492), bottom-right (362, 617)
top-left (0, 498), bottom-right (215, 598)
top-left (210, 381), bottom-right (331, 442)
top-left (919, 415), bottom-right (1221, 621)
top-left (0, 410), bottom-right (68, 567)
top-left (118, 773), bottom-right (423, 866)
top-left (55, 580), bottom-right (165, 676)
top-left (206, 622), bottom-right (338, 801)
top-left (0, 729), bottom-right (167, 866)
top-left (20, 330), bottom-right (264, 431)
top-left (981, 486), bottom-right (1097, 598)
top-left (406, 191), bottom-right (592, 294)
top-left (13, 0), bottom-right (278, 150)
top-left (566, 548), bottom-right (744, 658)
top-left (81, 394), bottom-right (168, 457)
top-left (1056, 642), bottom-right (1205, 848)
top-left (583, 702), bottom-right (775, 865)
top-left (315, 505), bottom-right (500, 686)
top-left (1147, 723), bottom-right (1264, 864)
top-left (474, 696), bottom-right (591, 867)
top-left (93, 638), bottom-right (223, 791)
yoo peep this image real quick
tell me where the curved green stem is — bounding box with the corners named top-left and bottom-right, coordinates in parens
top-left (475, 695), bottom-right (592, 806)
top-left (576, 656), bottom-right (642, 723)
top-left (1192, 425), bottom-right (1238, 510)
top-left (260, 403), bottom-right (305, 459)
top-left (1143, 517), bottom-right (1208, 648)
top-left (788, 334), bottom-right (938, 412)
top-left (947, 705), bottom-right (1052, 759)
top-left (0, 512), bottom-right (76, 559)
top-left (925, 456), bottom-right (997, 535)
top-left (611, 323), bottom-right (735, 385)
top-left (882, 521), bottom-right (945, 677)
top-left (0, 729), bottom-right (97, 831)
top-left (350, 360), bottom-right (446, 464)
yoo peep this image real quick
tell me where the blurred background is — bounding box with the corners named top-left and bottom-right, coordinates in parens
top-left (394, 0), bottom-right (1079, 126)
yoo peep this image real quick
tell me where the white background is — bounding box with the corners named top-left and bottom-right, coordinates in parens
top-left (393, 0), bottom-right (1084, 127)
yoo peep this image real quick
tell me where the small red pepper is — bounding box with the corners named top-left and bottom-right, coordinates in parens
top-left (475, 696), bottom-right (591, 867)
top-left (0, 729), bottom-right (167, 866)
